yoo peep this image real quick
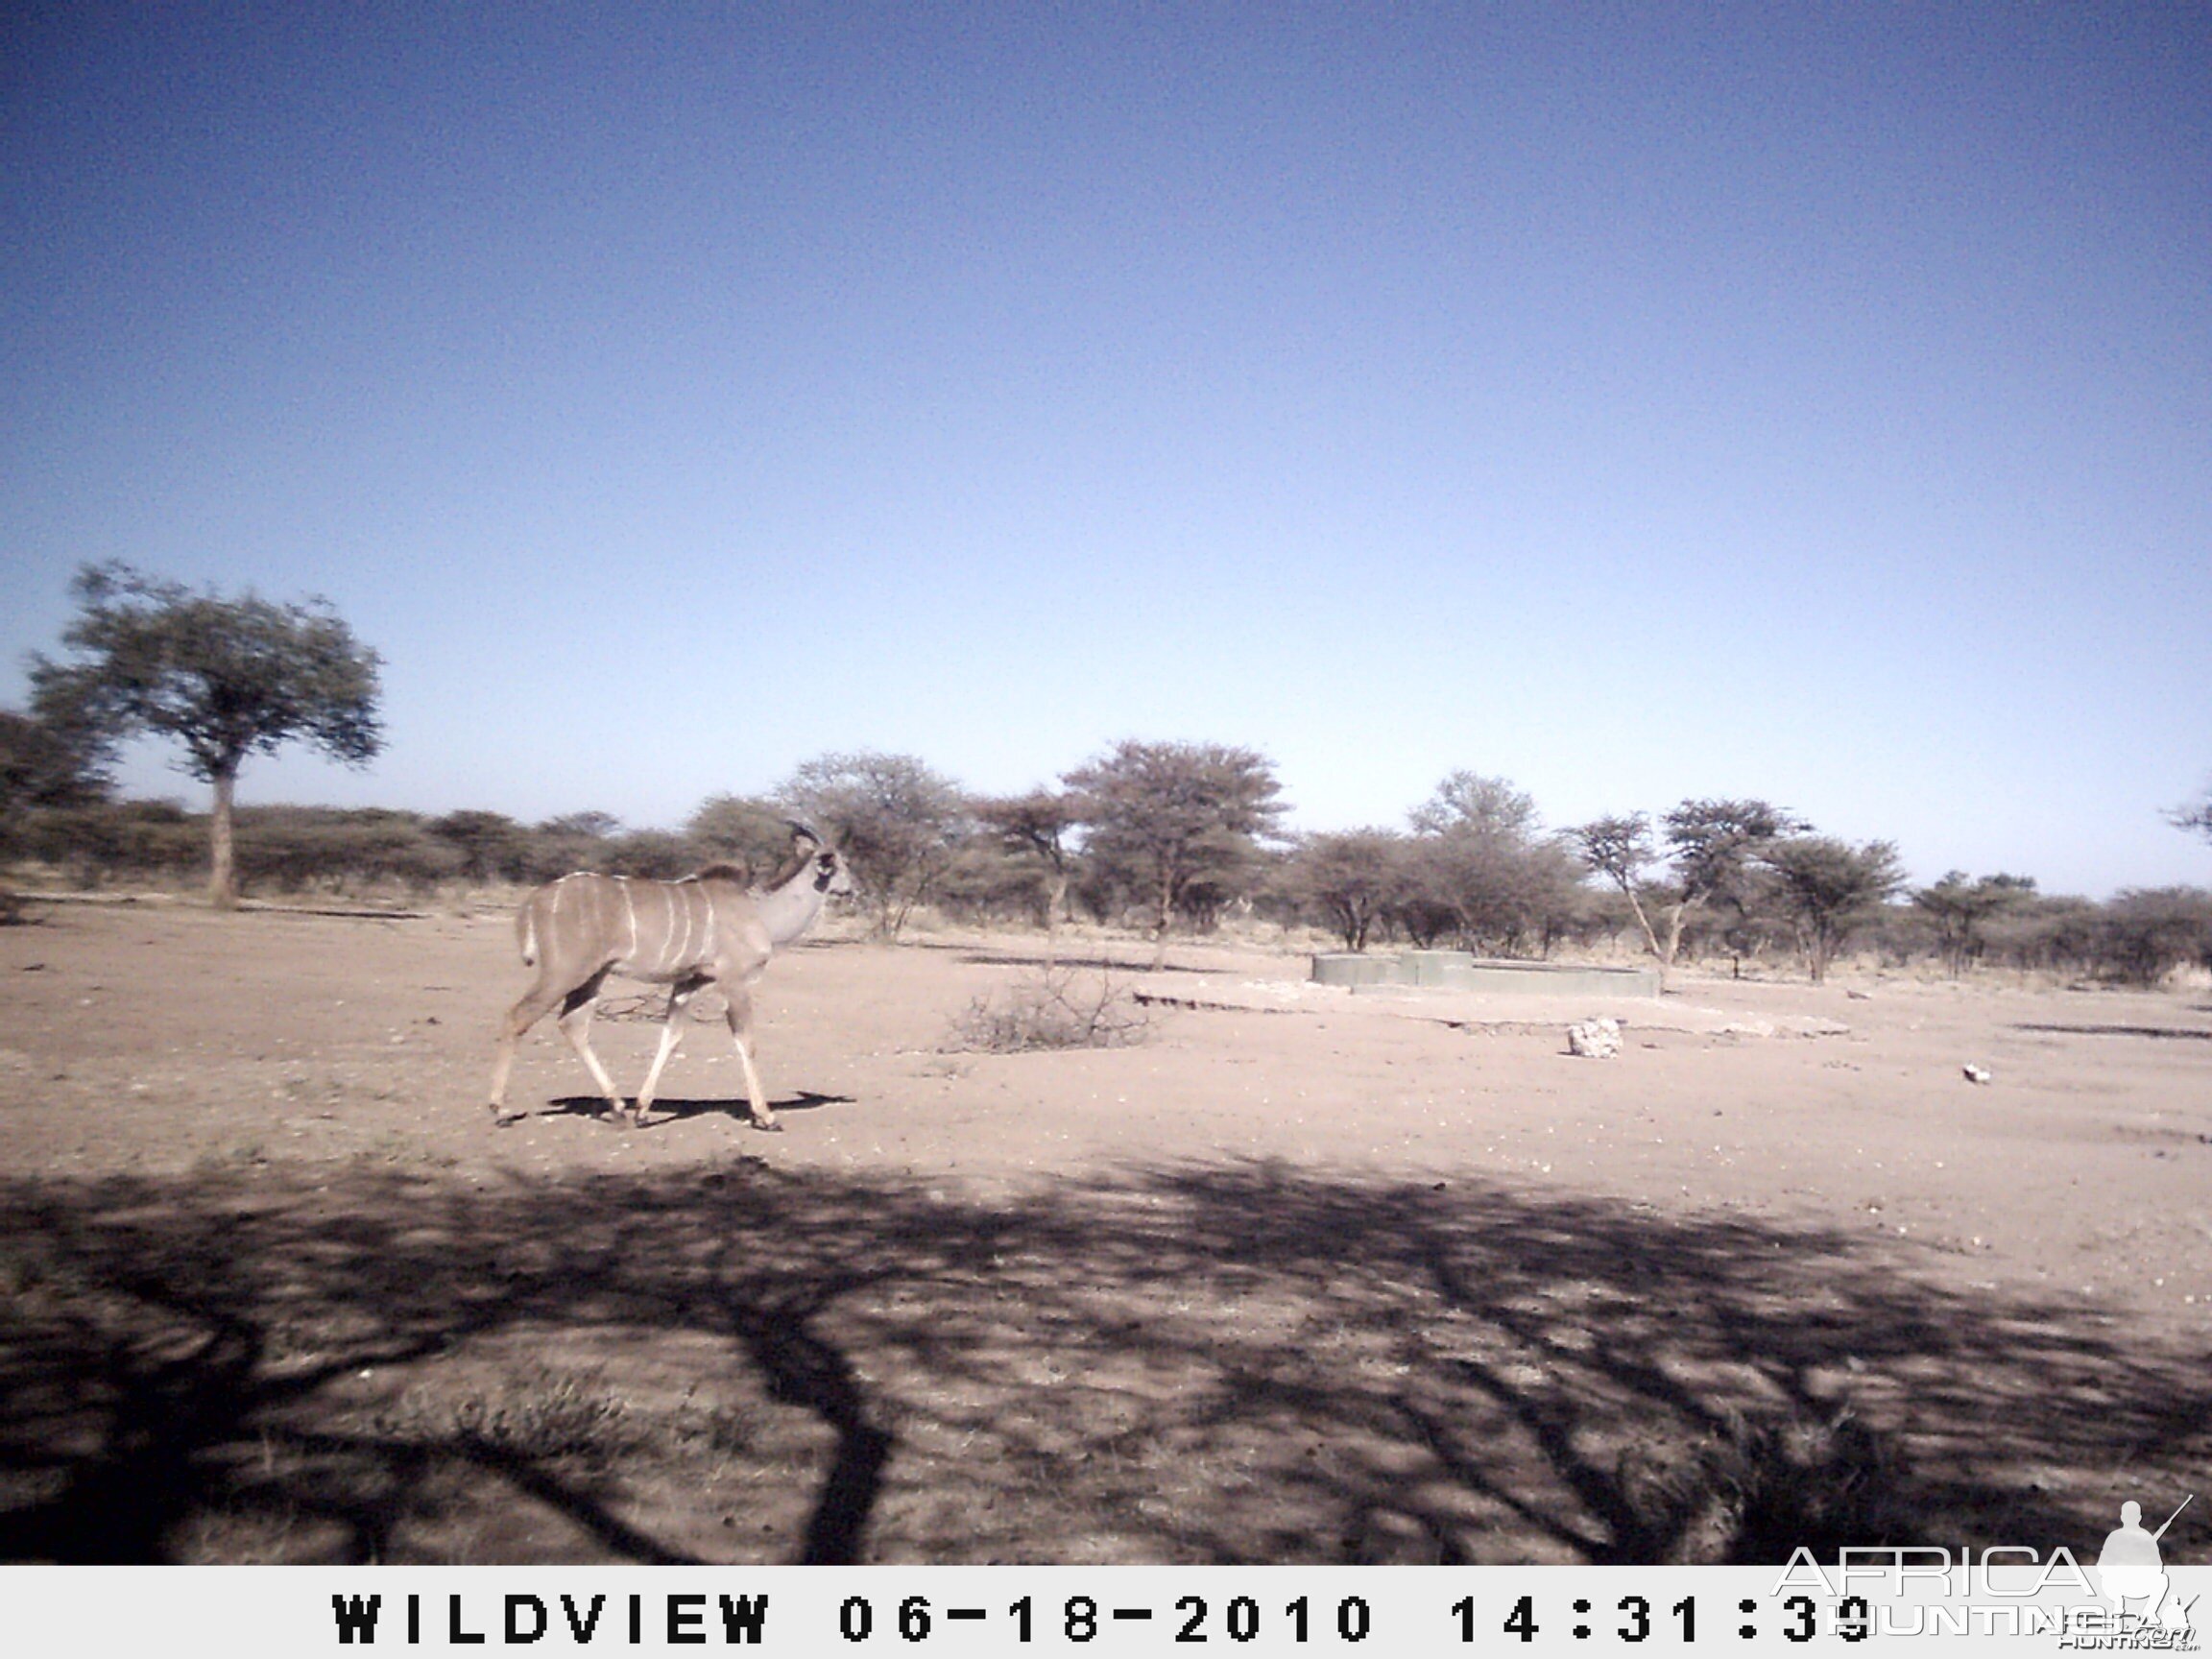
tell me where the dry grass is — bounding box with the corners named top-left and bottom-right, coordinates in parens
top-left (376, 1366), bottom-right (640, 1466)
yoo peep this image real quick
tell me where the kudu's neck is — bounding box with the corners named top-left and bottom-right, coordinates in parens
top-left (754, 858), bottom-right (832, 947)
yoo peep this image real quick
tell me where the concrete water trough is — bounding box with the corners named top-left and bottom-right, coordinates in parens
top-left (1311, 950), bottom-right (1661, 998)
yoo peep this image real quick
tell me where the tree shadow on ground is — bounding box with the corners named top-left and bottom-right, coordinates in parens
top-left (2010, 1022), bottom-right (2212, 1042)
top-left (0, 1157), bottom-right (2203, 1565)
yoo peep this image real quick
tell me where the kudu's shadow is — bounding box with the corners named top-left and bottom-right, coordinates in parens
top-left (541, 1090), bottom-right (854, 1128)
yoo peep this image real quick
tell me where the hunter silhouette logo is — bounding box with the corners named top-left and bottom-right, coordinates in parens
top-left (1772, 1490), bottom-right (2201, 1644)
top-left (2098, 1495), bottom-right (2194, 1633)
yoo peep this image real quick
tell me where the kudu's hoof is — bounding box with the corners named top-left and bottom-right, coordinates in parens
top-left (752, 1118), bottom-right (782, 1133)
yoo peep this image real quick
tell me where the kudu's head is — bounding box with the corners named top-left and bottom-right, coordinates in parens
top-left (786, 820), bottom-right (857, 902)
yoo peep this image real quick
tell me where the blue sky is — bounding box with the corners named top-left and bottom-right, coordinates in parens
top-left (4, 3), bottom-right (2208, 898)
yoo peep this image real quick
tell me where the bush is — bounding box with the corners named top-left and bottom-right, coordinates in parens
top-left (1981, 895), bottom-right (2102, 977)
top-left (231, 807), bottom-right (460, 896)
top-left (22, 799), bottom-right (199, 887)
top-left (931, 839), bottom-right (1057, 927)
top-left (1401, 828), bottom-right (1584, 957)
top-left (2096, 887), bottom-right (2212, 986)
top-left (426, 810), bottom-right (533, 883)
top-left (950, 967), bottom-right (1152, 1052)
top-left (518, 812), bottom-right (621, 884)
top-left (598, 830), bottom-right (695, 880)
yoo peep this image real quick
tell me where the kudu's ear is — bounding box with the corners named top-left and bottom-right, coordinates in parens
top-left (785, 819), bottom-right (824, 849)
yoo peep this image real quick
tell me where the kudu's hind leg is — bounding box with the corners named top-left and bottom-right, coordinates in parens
top-left (551, 973), bottom-right (628, 1121)
top-left (490, 983), bottom-right (566, 1125)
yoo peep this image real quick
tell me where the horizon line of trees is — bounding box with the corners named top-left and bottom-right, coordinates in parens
top-left (8, 743), bottom-right (2212, 990)
top-left (6, 561), bottom-right (2211, 986)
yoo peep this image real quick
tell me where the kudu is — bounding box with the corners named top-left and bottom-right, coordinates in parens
top-left (488, 825), bottom-right (854, 1130)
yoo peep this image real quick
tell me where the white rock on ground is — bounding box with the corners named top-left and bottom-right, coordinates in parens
top-left (1568, 1017), bottom-right (1623, 1059)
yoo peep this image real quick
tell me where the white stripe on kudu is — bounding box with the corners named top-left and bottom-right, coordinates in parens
top-left (487, 824), bottom-right (855, 1132)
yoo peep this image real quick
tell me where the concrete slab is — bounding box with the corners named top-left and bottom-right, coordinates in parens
top-left (1134, 970), bottom-right (1847, 1038)
top-left (1312, 950), bottom-right (1661, 998)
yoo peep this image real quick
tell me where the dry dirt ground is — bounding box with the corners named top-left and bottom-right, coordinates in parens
top-left (1, 897), bottom-right (2207, 1566)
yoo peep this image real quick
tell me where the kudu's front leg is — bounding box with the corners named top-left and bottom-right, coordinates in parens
top-left (632, 979), bottom-right (703, 1128)
top-left (722, 981), bottom-right (778, 1130)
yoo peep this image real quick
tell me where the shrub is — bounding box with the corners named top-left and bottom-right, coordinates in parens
top-left (427, 810), bottom-right (532, 883)
top-left (519, 812), bottom-right (621, 884)
top-left (22, 799), bottom-right (199, 887)
top-left (950, 967), bottom-right (1152, 1053)
top-left (2096, 887), bottom-right (2212, 986)
top-left (232, 807), bottom-right (459, 896)
top-left (1981, 895), bottom-right (2102, 977)
top-left (598, 829), bottom-right (697, 880)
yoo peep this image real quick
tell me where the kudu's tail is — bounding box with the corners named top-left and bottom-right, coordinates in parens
top-left (516, 895), bottom-right (541, 967)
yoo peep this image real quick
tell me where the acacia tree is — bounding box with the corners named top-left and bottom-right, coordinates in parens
top-left (0, 708), bottom-right (109, 814)
top-left (1062, 739), bottom-right (1286, 968)
top-left (1662, 798), bottom-right (1804, 974)
top-left (1574, 813), bottom-right (1672, 979)
top-left (974, 787), bottom-right (1084, 962)
top-left (426, 810), bottom-right (531, 885)
top-left (30, 563), bottom-right (383, 907)
top-left (2172, 782), bottom-right (2212, 843)
top-left (1911, 870), bottom-right (2037, 978)
top-left (0, 708), bottom-right (110, 910)
top-left (1405, 772), bottom-right (1580, 956)
top-left (778, 751), bottom-right (968, 936)
top-left (1759, 836), bottom-right (1906, 983)
top-left (686, 793), bottom-right (803, 881)
top-left (1286, 827), bottom-right (1405, 952)
top-left (1407, 770), bottom-right (1542, 840)
top-left (1576, 799), bottom-right (1802, 985)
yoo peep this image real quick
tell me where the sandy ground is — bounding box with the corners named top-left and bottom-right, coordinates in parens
top-left (2, 896), bottom-right (2207, 1565)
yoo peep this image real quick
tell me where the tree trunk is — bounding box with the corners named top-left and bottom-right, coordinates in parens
top-left (208, 764), bottom-right (239, 909)
top-left (1044, 869), bottom-right (1068, 973)
top-left (1614, 882), bottom-right (1670, 993)
top-left (1655, 901), bottom-right (1697, 994)
top-left (1802, 922), bottom-right (1832, 984)
top-left (1150, 870), bottom-right (1174, 971)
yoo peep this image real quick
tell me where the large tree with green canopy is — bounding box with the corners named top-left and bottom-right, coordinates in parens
top-left (31, 563), bottom-right (384, 908)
